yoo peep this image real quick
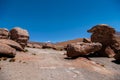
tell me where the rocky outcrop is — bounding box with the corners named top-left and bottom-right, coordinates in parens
top-left (0, 39), bottom-right (23, 51)
top-left (10, 27), bottom-right (29, 49)
top-left (66, 42), bottom-right (102, 57)
top-left (88, 24), bottom-right (120, 57)
top-left (0, 28), bottom-right (9, 39)
top-left (0, 43), bottom-right (16, 57)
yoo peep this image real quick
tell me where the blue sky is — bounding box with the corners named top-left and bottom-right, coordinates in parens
top-left (0, 0), bottom-right (120, 42)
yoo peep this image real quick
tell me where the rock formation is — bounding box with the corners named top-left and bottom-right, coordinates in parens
top-left (66, 42), bottom-right (102, 57)
top-left (10, 27), bottom-right (29, 49)
top-left (88, 24), bottom-right (120, 57)
top-left (0, 39), bottom-right (23, 51)
top-left (0, 28), bottom-right (9, 39)
top-left (0, 43), bottom-right (16, 57)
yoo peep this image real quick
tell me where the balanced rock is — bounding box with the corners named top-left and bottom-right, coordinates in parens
top-left (88, 24), bottom-right (120, 57)
top-left (0, 28), bottom-right (9, 39)
top-left (0, 43), bottom-right (16, 57)
top-left (0, 39), bottom-right (23, 51)
top-left (66, 42), bottom-right (102, 57)
top-left (10, 27), bottom-right (29, 49)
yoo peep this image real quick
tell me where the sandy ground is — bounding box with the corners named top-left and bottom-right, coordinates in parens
top-left (0, 48), bottom-right (120, 80)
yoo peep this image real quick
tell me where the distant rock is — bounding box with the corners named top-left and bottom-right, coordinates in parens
top-left (88, 24), bottom-right (120, 57)
top-left (0, 28), bottom-right (9, 39)
top-left (0, 39), bottom-right (23, 51)
top-left (10, 27), bottom-right (29, 49)
top-left (83, 38), bottom-right (91, 43)
top-left (42, 43), bottom-right (56, 49)
top-left (0, 43), bottom-right (16, 57)
top-left (66, 42), bottom-right (102, 58)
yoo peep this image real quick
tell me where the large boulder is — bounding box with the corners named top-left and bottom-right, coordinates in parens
top-left (10, 27), bottom-right (29, 49)
top-left (88, 24), bottom-right (120, 57)
top-left (0, 39), bottom-right (23, 51)
top-left (0, 43), bottom-right (16, 57)
top-left (66, 42), bottom-right (102, 57)
top-left (0, 28), bottom-right (9, 39)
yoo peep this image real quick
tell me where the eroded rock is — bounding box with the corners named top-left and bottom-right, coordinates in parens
top-left (0, 43), bottom-right (16, 57)
top-left (66, 42), bottom-right (102, 57)
top-left (10, 27), bottom-right (29, 49)
top-left (88, 24), bottom-right (120, 57)
top-left (0, 39), bottom-right (23, 51)
top-left (0, 28), bottom-right (9, 39)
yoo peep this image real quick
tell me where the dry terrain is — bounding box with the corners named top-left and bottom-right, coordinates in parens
top-left (0, 48), bottom-right (120, 80)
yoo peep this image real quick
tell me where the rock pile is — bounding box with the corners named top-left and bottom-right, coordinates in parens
top-left (88, 24), bottom-right (120, 58)
top-left (0, 27), bottom-right (29, 57)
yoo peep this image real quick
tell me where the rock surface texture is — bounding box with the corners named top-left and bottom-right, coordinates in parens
top-left (0, 43), bottom-right (16, 57)
top-left (0, 28), bottom-right (9, 39)
top-left (0, 39), bottom-right (23, 51)
top-left (10, 27), bottom-right (29, 49)
top-left (88, 24), bottom-right (120, 57)
top-left (66, 42), bottom-right (102, 57)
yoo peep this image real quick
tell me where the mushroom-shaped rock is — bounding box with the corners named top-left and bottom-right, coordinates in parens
top-left (66, 42), bottom-right (102, 57)
top-left (0, 39), bottom-right (23, 51)
top-left (0, 43), bottom-right (16, 57)
top-left (10, 27), bottom-right (29, 49)
top-left (0, 28), bottom-right (9, 39)
top-left (88, 24), bottom-right (120, 57)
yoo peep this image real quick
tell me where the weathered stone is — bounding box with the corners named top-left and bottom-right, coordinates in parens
top-left (27, 43), bottom-right (33, 48)
top-left (0, 43), bottom-right (16, 57)
top-left (66, 42), bottom-right (102, 57)
top-left (83, 38), bottom-right (91, 43)
top-left (0, 39), bottom-right (23, 51)
top-left (105, 46), bottom-right (115, 58)
top-left (32, 44), bottom-right (42, 49)
top-left (42, 43), bottom-right (56, 49)
top-left (88, 24), bottom-right (120, 57)
top-left (0, 28), bottom-right (9, 39)
top-left (10, 27), bottom-right (29, 49)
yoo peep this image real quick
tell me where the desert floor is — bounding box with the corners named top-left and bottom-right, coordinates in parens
top-left (0, 48), bottom-right (120, 80)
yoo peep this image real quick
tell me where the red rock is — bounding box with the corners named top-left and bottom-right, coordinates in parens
top-left (0, 28), bottom-right (9, 39)
top-left (0, 39), bottom-right (23, 51)
top-left (10, 27), bottom-right (29, 49)
top-left (66, 42), bottom-right (102, 57)
top-left (0, 43), bottom-right (16, 57)
top-left (88, 24), bottom-right (120, 57)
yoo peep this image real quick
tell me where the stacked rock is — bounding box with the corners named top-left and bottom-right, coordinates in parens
top-left (10, 27), bottom-right (29, 49)
top-left (0, 27), bottom-right (29, 58)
